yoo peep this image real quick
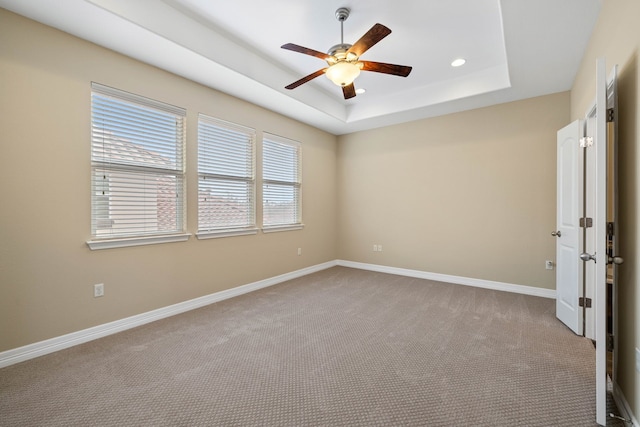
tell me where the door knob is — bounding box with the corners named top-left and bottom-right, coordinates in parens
top-left (551, 231), bottom-right (562, 237)
top-left (580, 252), bottom-right (596, 263)
top-left (608, 256), bottom-right (624, 265)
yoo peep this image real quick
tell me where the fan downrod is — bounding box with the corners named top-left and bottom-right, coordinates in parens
top-left (332, 7), bottom-right (352, 54)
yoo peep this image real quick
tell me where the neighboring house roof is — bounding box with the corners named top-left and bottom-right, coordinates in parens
top-left (92, 128), bottom-right (177, 169)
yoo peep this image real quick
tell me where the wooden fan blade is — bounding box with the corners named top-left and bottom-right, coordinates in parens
top-left (342, 83), bottom-right (356, 99)
top-left (285, 68), bottom-right (328, 90)
top-left (281, 43), bottom-right (330, 60)
top-left (360, 61), bottom-right (412, 77)
top-left (348, 24), bottom-right (392, 57)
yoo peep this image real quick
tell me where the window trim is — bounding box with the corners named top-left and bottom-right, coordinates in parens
top-left (196, 228), bottom-right (259, 240)
top-left (261, 224), bottom-right (304, 234)
top-left (87, 233), bottom-right (191, 251)
top-left (87, 83), bottom-right (187, 249)
top-left (262, 133), bottom-right (303, 231)
top-left (197, 114), bottom-right (256, 236)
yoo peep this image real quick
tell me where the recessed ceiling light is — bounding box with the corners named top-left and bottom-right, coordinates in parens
top-left (451, 58), bottom-right (466, 67)
top-left (355, 88), bottom-right (366, 94)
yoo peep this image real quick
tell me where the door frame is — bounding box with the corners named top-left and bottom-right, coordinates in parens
top-left (605, 64), bottom-right (619, 384)
top-left (589, 56), bottom-right (607, 427)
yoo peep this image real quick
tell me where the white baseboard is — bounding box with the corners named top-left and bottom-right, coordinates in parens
top-left (336, 260), bottom-right (557, 299)
top-left (613, 381), bottom-right (639, 426)
top-left (0, 261), bottom-right (337, 369)
top-left (0, 259), bottom-right (555, 369)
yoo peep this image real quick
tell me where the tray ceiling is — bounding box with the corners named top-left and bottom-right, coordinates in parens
top-left (0, 0), bottom-right (601, 135)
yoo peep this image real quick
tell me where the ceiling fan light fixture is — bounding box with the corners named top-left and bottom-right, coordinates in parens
top-left (281, 7), bottom-right (412, 98)
top-left (326, 61), bottom-right (361, 86)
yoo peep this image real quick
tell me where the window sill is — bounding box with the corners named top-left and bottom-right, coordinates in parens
top-left (262, 224), bottom-right (304, 233)
top-left (196, 228), bottom-right (259, 240)
top-left (86, 233), bottom-right (191, 250)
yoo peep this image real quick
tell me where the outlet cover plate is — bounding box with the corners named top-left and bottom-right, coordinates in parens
top-left (94, 283), bottom-right (104, 298)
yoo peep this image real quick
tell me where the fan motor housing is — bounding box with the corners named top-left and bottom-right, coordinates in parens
top-left (328, 43), bottom-right (353, 58)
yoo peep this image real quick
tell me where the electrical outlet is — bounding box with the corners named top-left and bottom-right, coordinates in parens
top-left (94, 283), bottom-right (104, 298)
top-left (297, 247), bottom-right (302, 256)
top-left (373, 244), bottom-right (378, 252)
top-left (545, 260), bottom-right (554, 270)
top-left (378, 245), bottom-right (383, 252)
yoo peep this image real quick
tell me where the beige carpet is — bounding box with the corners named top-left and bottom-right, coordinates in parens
top-left (0, 267), bottom-right (612, 426)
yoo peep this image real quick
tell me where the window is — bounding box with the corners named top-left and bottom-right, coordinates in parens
top-left (197, 115), bottom-right (256, 238)
top-left (262, 134), bottom-right (302, 231)
top-left (88, 83), bottom-right (187, 249)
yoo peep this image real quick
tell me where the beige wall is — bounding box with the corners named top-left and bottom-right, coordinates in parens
top-left (570, 0), bottom-right (640, 417)
top-left (4, 11), bottom-right (626, 420)
top-left (337, 93), bottom-right (568, 289)
top-left (0, 9), bottom-right (338, 352)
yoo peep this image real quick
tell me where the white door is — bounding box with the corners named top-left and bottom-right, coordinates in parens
top-left (557, 58), bottom-right (612, 426)
top-left (555, 120), bottom-right (583, 335)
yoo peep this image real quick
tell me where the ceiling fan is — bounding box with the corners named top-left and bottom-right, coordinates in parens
top-left (281, 7), bottom-right (413, 100)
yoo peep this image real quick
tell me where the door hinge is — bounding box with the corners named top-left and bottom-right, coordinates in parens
top-left (579, 297), bottom-right (592, 308)
top-left (579, 136), bottom-right (593, 148)
top-left (580, 217), bottom-right (593, 228)
top-left (607, 334), bottom-right (614, 352)
top-left (607, 222), bottom-right (614, 236)
top-left (607, 108), bottom-right (615, 123)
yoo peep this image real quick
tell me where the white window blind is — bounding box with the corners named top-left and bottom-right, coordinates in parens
top-left (197, 115), bottom-right (256, 235)
top-left (90, 83), bottom-right (186, 240)
top-left (262, 134), bottom-right (301, 228)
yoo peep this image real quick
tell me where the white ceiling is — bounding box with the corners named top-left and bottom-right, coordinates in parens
top-left (0, 0), bottom-right (601, 135)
